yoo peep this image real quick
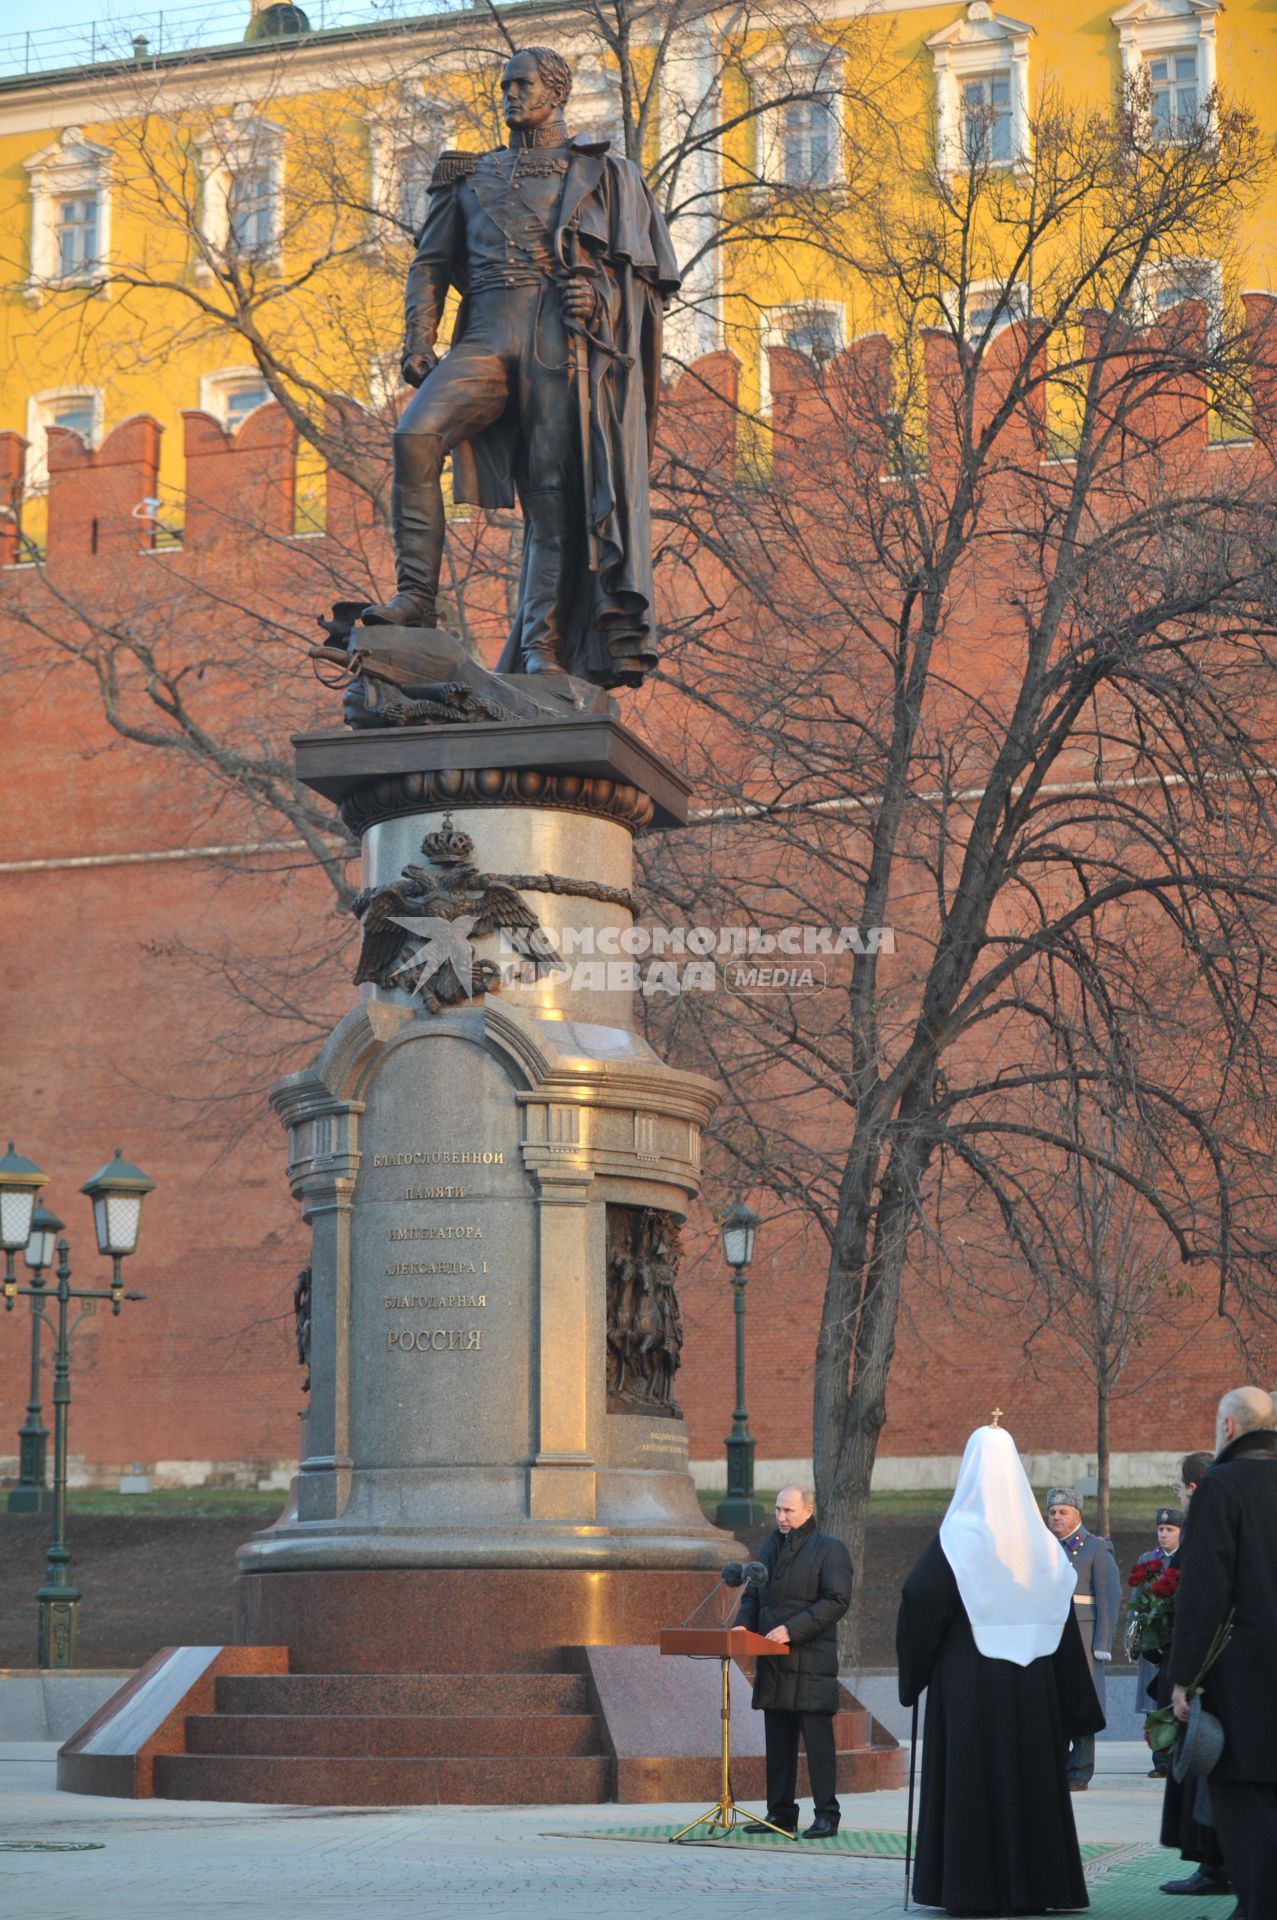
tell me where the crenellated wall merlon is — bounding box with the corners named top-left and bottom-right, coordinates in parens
top-left (181, 402), bottom-right (298, 545)
top-left (46, 413), bottom-right (162, 561)
top-left (9, 298), bottom-right (1276, 572)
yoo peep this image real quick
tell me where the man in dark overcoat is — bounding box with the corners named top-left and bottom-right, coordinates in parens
top-left (1170, 1386), bottom-right (1277, 1920)
top-left (1158, 1449), bottom-right (1231, 1895)
top-left (736, 1485), bottom-right (852, 1838)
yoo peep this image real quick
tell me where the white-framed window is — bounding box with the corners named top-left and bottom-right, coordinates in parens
top-left (750, 41), bottom-right (845, 191)
top-left (1111, 0), bottom-right (1221, 140)
top-left (22, 127), bottom-right (112, 307)
top-left (960, 71), bottom-right (1014, 165)
top-left (368, 351), bottom-right (404, 415)
top-left (1137, 256), bottom-right (1222, 345)
top-left (926, 3), bottom-right (1034, 176)
top-left (194, 108), bottom-right (285, 280)
top-left (228, 166), bottom-right (273, 253)
top-left (200, 368), bottom-right (272, 433)
top-left (946, 277), bottom-right (1029, 341)
top-left (24, 387), bottom-right (103, 495)
top-left (570, 64), bottom-right (624, 149)
top-left (759, 301), bottom-right (845, 416)
top-left (368, 134), bottom-right (436, 240)
top-left (367, 92), bottom-right (459, 243)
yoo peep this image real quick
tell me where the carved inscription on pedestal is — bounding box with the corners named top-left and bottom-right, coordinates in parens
top-left (606, 1205), bottom-right (684, 1420)
top-left (349, 1037), bottom-right (532, 1468)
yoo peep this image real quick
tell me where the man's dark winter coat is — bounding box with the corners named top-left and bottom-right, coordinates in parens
top-left (737, 1516), bottom-right (852, 1714)
top-left (1169, 1426), bottom-right (1277, 1782)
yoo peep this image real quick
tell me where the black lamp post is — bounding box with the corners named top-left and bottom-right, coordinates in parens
top-left (7, 1200), bottom-right (64, 1513)
top-left (714, 1198), bottom-right (765, 1531)
top-left (3, 1146), bottom-right (153, 1667)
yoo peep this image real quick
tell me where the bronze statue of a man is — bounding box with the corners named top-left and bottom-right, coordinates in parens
top-left (362, 47), bottom-right (681, 689)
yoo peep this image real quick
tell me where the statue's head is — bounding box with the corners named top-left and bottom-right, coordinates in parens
top-left (501, 46), bottom-right (572, 130)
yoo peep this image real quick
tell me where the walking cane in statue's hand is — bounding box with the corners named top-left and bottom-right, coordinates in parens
top-left (903, 1697), bottom-right (918, 1909)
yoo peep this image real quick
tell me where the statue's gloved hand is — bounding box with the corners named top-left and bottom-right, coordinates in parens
top-left (560, 277), bottom-right (597, 324)
top-left (401, 347), bottom-right (439, 388)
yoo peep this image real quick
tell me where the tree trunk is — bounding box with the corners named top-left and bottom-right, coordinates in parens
top-left (1097, 1371), bottom-right (1111, 1540)
top-left (814, 1128), bottom-right (930, 1670)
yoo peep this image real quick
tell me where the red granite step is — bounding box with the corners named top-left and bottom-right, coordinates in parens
top-left (614, 1741), bottom-right (904, 1803)
top-left (831, 1706), bottom-right (871, 1748)
top-left (152, 1751), bottom-right (615, 1805)
top-left (214, 1671), bottom-right (588, 1716)
top-left (185, 1712), bottom-right (604, 1758)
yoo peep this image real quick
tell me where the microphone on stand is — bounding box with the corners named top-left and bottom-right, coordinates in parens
top-left (679, 1559), bottom-right (768, 1626)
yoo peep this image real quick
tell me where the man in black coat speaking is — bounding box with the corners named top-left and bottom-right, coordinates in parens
top-left (1170, 1385), bottom-right (1277, 1920)
top-left (736, 1485), bottom-right (852, 1838)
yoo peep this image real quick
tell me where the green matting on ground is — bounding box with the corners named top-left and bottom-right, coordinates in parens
top-left (1082, 1845), bottom-right (1237, 1914)
top-left (548, 1824), bottom-right (1122, 1861)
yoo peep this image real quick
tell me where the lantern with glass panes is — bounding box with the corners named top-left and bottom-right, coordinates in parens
top-left (715, 1199), bottom-right (765, 1530)
top-left (2, 1144), bottom-right (153, 1663)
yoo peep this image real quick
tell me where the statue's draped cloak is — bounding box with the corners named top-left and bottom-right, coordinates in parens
top-left (413, 138), bottom-right (680, 688)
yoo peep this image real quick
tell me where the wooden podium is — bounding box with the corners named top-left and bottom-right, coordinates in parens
top-left (658, 1626), bottom-right (795, 1842)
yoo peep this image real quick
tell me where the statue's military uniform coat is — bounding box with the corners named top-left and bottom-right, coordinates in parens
top-left (401, 134), bottom-right (679, 687)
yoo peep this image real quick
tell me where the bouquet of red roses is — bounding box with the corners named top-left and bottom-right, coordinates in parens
top-left (1124, 1557), bottom-right (1180, 1662)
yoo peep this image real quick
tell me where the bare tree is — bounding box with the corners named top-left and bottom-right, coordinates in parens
top-left (636, 72), bottom-right (1277, 1655)
top-left (7, 16), bottom-right (1277, 1660)
top-left (1, 0), bottom-right (890, 888)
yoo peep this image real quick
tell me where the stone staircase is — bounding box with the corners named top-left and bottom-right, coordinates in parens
top-left (154, 1664), bottom-right (613, 1804)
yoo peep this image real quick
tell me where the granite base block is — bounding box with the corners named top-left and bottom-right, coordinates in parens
top-left (580, 1644), bottom-right (903, 1805)
top-left (57, 1645), bottom-right (288, 1797)
top-left (234, 1567), bottom-right (730, 1672)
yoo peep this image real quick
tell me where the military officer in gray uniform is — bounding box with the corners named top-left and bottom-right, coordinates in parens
top-left (1045, 1484), bottom-right (1121, 1789)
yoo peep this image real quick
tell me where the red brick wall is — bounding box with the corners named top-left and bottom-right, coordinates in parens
top-left (2, 308), bottom-right (1273, 1483)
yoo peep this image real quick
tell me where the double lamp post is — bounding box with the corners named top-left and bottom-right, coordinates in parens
top-left (1, 1142), bottom-right (154, 1667)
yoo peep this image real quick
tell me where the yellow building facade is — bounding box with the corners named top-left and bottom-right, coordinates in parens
top-left (1, 0), bottom-right (1275, 540)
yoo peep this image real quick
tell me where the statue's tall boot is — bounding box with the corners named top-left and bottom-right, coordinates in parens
top-left (362, 432), bottom-right (447, 627)
top-left (517, 486), bottom-right (572, 672)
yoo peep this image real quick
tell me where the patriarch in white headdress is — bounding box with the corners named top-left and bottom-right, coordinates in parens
top-left (939, 1421), bottom-right (1077, 1666)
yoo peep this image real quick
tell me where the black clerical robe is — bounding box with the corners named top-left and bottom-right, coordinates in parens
top-left (897, 1537), bottom-right (1103, 1915)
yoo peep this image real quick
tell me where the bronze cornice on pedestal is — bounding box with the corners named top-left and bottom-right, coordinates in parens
top-left (293, 717), bottom-right (690, 834)
top-left (338, 765), bottom-right (656, 837)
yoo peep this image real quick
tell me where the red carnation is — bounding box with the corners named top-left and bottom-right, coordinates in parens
top-left (1149, 1570), bottom-right (1180, 1598)
top-left (1128, 1567), bottom-right (1147, 1587)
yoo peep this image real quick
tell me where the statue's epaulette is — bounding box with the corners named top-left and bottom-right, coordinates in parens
top-left (429, 150), bottom-right (478, 189)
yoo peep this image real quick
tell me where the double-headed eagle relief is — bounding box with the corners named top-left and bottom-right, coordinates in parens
top-left (352, 816), bottom-right (559, 1012)
top-left (317, 45), bottom-right (679, 725)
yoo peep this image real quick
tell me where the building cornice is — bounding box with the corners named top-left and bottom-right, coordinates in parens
top-left (0, 1), bottom-right (575, 126)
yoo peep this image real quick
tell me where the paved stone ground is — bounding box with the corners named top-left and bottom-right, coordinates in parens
top-left (0, 1741), bottom-right (1178, 1920)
